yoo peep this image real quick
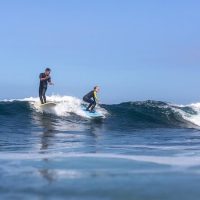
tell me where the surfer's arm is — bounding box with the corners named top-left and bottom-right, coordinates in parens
top-left (48, 77), bottom-right (54, 85)
top-left (39, 73), bottom-right (49, 81)
top-left (39, 75), bottom-right (46, 81)
top-left (94, 92), bottom-right (99, 103)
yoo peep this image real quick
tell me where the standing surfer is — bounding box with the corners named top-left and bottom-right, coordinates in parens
top-left (83, 86), bottom-right (100, 112)
top-left (39, 68), bottom-right (54, 104)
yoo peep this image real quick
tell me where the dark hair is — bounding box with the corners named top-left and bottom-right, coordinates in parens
top-left (45, 68), bottom-right (51, 72)
top-left (94, 86), bottom-right (99, 90)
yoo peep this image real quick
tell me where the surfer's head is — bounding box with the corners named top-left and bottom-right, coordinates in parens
top-left (94, 86), bottom-right (100, 93)
top-left (45, 68), bottom-right (51, 76)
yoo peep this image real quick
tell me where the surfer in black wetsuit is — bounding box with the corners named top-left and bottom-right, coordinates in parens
top-left (83, 86), bottom-right (100, 112)
top-left (39, 68), bottom-right (53, 104)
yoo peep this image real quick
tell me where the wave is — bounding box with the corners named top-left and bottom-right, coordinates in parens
top-left (1, 95), bottom-right (200, 128)
top-left (103, 101), bottom-right (200, 128)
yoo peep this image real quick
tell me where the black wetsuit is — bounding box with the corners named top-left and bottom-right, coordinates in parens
top-left (39, 73), bottom-right (51, 104)
top-left (83, 91), bottom-right (97, 111)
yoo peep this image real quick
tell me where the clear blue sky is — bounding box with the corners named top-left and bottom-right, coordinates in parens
top-left (0, 0), bottom-right (200, 104)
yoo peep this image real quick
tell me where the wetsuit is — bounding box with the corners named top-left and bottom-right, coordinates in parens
top-left (83, 90), bottom-right (98, 111)
top-left (39, 73), bottom-right (51, 104)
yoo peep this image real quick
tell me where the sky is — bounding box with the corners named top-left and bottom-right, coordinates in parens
top-left (0, 0), bottom-right (200, 104)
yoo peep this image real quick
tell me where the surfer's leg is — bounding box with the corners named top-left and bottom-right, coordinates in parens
top-left (42, 88), bottom-right (47, 104)
top-left (86, 99), bottom-right (94, 111)
top-left (83, 97), bottom-right (92, 111)
top-left (39, 87), bottom-right (44, 104)
top-left (90, 101), bottom-right (96, 111)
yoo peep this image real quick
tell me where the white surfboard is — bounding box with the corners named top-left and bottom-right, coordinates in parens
top-left (40, 102), bottom-right (57, 109)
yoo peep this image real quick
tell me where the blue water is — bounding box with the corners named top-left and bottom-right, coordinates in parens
top-left (1, 98), bottom-right (200, 200)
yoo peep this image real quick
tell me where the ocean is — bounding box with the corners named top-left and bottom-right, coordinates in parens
top-left (1, 95), bottom-right (200, 200)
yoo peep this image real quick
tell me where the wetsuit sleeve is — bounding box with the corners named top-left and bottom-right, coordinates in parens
top-left (39, 73), bottom-right (43, 79)
top-left (93, 91), bottom-right (98, 102)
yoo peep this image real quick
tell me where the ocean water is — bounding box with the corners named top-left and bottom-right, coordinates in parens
top-left (1, 96), bottom-right (200, 200)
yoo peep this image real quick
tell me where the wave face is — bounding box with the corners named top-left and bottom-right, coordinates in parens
top-left (0, 96), bottom-right (200, 129)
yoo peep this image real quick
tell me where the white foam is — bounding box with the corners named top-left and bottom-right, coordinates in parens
top-left (184, 103), bottom-right (200, 126)
top-left (170, 102), bottom-right (200, 127)
top-left (26, 95), bottom-right (108, 118)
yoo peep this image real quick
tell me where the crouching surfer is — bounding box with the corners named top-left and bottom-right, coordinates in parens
top-left (39, 68), bottom-right (54, 104)
top-left (83, 86), bottom-right (100, 112)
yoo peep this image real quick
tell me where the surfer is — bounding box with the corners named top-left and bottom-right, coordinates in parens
top-left (83, 86), bottom-right (100, 112)
top-left (39, 68), bottom-right (54, 104)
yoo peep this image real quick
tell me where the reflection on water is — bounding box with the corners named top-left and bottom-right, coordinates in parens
top-left (32, 112), bottom-right (106, 154)
top-left (33, 114), bottom-right (56, 183)
top-left (32, 113), bottom-right (106, 183)
top-left (38, 115), bottom-right (56, 151)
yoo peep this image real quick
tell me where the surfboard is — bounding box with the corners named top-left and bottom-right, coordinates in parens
top-left (40, 102), bottom-right (57, 108)
top-left (81, 106), bottom-right (104, 119)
